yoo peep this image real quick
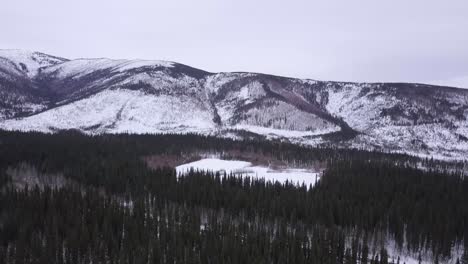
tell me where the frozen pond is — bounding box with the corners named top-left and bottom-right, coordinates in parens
top-left (176, 158), bottom-right (320, 188)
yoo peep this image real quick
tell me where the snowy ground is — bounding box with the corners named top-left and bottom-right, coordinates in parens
top-left (384, 242), bottom-right (462, 264)
top-left (0, 89), bottom-right (216, 134)
top-left (232, 124), bottom-right (339, 138)
top-left (176, 158), bottom-right (320, 187)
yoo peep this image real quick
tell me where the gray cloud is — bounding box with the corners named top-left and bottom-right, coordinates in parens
top-left (2, 0), bottom-right (468, 87)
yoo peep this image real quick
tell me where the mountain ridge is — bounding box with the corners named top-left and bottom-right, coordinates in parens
top-left (1, 50), bottom-right (467, 160)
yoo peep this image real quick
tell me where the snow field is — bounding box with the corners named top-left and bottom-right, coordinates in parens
top-left (176, 158), bottom-right (320, 188)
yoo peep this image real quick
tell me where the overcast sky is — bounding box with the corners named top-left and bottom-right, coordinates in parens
top-left (2, 0), bottom-right (468, 87)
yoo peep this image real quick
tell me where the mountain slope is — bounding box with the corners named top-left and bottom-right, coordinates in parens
top-left (0, 50), bottom-right (67, 119)
top-left (1, 50), bottom-right (467, 160)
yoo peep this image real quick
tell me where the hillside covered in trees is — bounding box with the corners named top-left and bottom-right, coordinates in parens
top-left (0, 131), bottom-right (467, 264)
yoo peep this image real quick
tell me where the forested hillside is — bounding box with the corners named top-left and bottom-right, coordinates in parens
top-left (2, 50), bottom-right (468, 160)
top-left (0, 131), bottom-right (467, 264)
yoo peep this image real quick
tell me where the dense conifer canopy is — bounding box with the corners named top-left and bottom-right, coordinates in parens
top-left (0, 131), bottom-right (466, 263)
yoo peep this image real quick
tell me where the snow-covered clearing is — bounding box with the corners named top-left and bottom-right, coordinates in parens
top-left (176, 158), bottom-right (320, 188)
top-left (232, 124), bottom-right (338, 138)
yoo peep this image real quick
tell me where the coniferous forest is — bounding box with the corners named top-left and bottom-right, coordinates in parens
top-left (0, 130), bottom-right (467, 264)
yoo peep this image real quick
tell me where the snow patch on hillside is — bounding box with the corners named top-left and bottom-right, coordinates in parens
top-left (237, 99), bottom-right (340, 132)
top-left (214, 80), bottom-right (267, 123)
top-left (326, 84), bottom-right (396, 131)
top-left (0, 89), bottom-right (216, 134)
top-left (43, 58), bottom-right (174, 79)
top-left (355, 123), bottom-right (468, 160)
top-left (0, 50), bottom-right (65, 77)
top-left (233, 124), bottom-right (338, 138)
top-left (204, 72), bottom-right (255, 94)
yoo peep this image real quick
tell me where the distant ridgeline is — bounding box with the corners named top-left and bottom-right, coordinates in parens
top-left (0, 130), bottom-right (467, 264)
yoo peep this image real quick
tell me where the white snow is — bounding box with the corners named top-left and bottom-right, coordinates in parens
top-left (176, 158), bottom-right (320, 187)
top-left (204, 72), bottom-right (255, 94)
top-left (0, 89), bottom-right (216, 134)
top-left (43, 58), bottom-right (174, 79)
top-left (176, 159), bottom-right (252, 173)
top-left (325, 83), bottom-right (396, 131)
top-left (239, 85), bottom-right (250, 100)
top-left (233, 124), bottom-right (338, 138)
top-left (383, 240), bottom-right (463, 264)
top-left (214, 80), bottom-right (267, 123)
top-left (0, 49), bottom-right (65, 77)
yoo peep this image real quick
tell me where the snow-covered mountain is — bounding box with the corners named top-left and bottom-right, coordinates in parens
top-left (1, 50), bottom-right (468, 160)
